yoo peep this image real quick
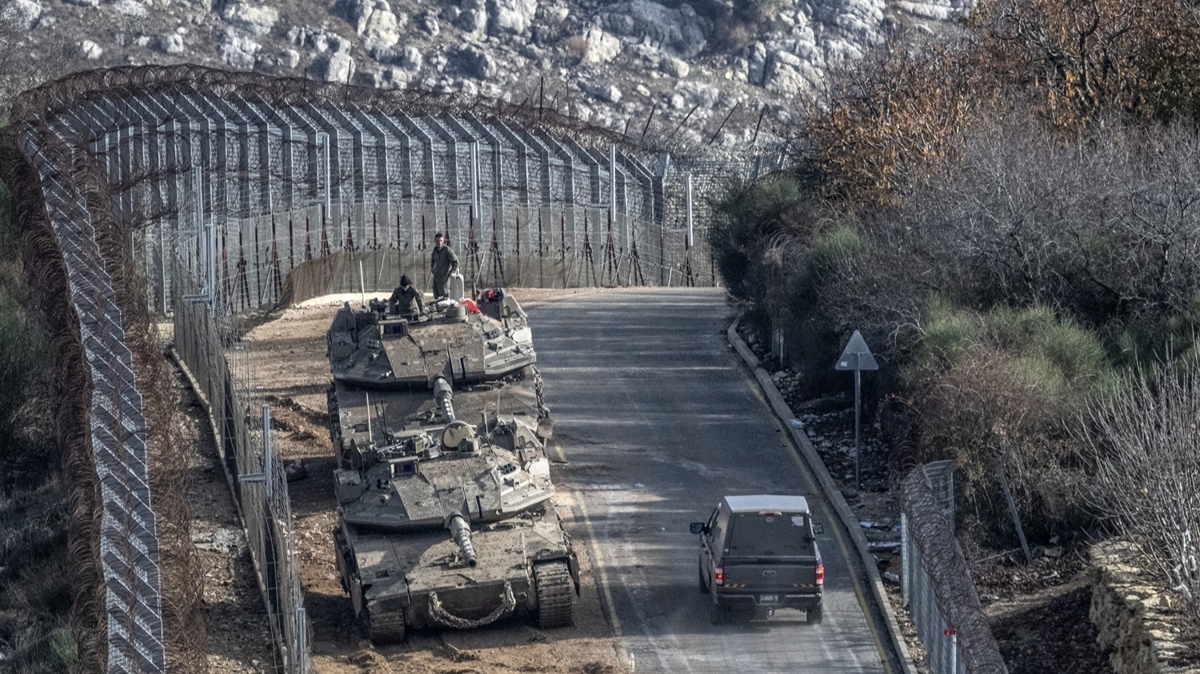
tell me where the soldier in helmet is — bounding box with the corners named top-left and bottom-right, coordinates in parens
top-left (389, 274), bottom-right (424, 318)
top-left (430, 232), bottom-right (459, 300)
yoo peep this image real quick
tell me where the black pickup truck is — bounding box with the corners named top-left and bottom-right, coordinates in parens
top-left (691, 494), bottom-right (825, 624)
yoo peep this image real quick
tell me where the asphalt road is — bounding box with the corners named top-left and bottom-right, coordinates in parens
top-left (528, 287), bottom-right (896, 674)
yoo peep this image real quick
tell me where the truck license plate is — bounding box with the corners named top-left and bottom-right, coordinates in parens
top-left (759, 594), bottom-right (779, 603)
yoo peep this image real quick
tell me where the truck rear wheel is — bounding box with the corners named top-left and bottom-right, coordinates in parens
top-left (534, 560), bottom-right (576, 628)
top-left (808, 603), bottom-right (823, 625)
top-left (709, 598), bottom-right (726, 625)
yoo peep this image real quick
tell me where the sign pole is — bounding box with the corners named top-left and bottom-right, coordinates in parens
top-left (835, 330), bottom-right (877, 494)
top-left (854, 367), bottom-right (861, 492)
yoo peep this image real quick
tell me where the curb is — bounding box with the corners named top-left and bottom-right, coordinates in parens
top-left (728, 318), bottom-right (916, 674)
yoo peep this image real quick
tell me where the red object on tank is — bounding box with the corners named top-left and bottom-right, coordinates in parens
top-left (461, 299), bottom-right (480, 313)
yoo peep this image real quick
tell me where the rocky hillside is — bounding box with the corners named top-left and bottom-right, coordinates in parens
top-left (2, 0), bottom-right (972, 149)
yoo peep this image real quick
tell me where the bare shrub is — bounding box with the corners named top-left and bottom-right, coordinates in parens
top-left (887, 111), bottom-right (1200, 329)
top-left (1080, 358), bottom-right (1200, 622)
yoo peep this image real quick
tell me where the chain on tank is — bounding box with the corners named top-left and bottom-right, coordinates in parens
top-left (427, 581), bottom-right (516, 629)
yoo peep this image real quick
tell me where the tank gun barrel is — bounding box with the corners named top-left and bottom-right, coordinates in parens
top-left (433, 376), bottom-right (456, 422)
top-left (449, 514), bottom-right (477, 567)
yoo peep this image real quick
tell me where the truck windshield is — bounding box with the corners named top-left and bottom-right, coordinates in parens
top-left (727, 513), bottom-right (810, 556)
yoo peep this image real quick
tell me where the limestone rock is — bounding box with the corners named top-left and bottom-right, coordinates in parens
top-left (894, 0), bottom-right (975, 21)
top-left (660, 54), bottom-right (689, 78)
top-left (219, 32), bottom-right (260, 69)
top-left (399, 45), bottom-right (422, 71)
top-left (456, 0), bottom-right (487, 36)
top-left (581, 80), bottom-right (621, 104)
top-left (321, 49), bottom-right (355, 83)
top-left (77, 39), bottom-right (103, 59)
top-left (454, 44), bottom-right (495, 79)
top-left (346, 0), bottom-right (406, 49)
top-left (417, 10), bottom-right (439, 36)
top-left (600, 0), bottom-right (710, 58)
top-left (580, 26), bottom-right (620, 65)
top-left (159, 34), bottom-right (186, 55)
top-left (221, 1), bottom-right (279, 37)
top-left (2, 0), bottom-right (42, 25)
top-left (488, 0), bottom-right (536, 35)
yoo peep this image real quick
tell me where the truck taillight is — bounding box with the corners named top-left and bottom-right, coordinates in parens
top-left (715, 565), bottom-right (724, 587)
top-left (815, 563), bottom-right (825, 586)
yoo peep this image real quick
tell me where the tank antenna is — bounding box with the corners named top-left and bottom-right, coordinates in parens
top-left (365, 392), bottom-right (373, 447)
top-left (359, 260), bottom-right (367, 308)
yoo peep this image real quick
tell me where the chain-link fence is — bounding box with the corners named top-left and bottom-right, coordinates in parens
top-left (901, 462), bottom-right (1007, 674)
top-left (172, 257), bottom-right (309, 674)
top-left (71, 82), bottom-right (731, 314)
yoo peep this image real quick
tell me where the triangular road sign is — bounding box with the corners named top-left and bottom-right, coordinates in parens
top-left (835, 330), bottom-right (878, 371)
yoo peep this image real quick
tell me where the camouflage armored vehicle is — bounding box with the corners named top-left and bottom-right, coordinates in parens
top-left (327, 287), bottom-right (536, 389)
top-left (326, 294), bottom-right (577, 643)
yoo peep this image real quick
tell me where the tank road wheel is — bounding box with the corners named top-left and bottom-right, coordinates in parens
top-left (534, 560), bottom-right (576, 629)
top-left (362, 605), bottom-right (406, 645)
top-left (709, 598), bottom-right (727, 625)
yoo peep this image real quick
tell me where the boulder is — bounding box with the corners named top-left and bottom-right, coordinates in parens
top-left (112, 0), bottom-right (147, 16)
top-left (346, 0), bottom-right (406, 49)
top-left (399, 45), bottom-right (422, 71)
top-left (456, 0), bottom-right (487, 36)
top-left (321, 50), bottom-right (355, 83)
top-left (600, 0), bottom-right (710, 58)
top-left (580, 26), bottom-right (620, 65)
top-left (417, 10), bottom-right (439, 36)
top-left (221, 1), bottom-right (279, 37)
top-left (454, 44), bottom-right (496, 79)
top-left (159, 34), bottom-right (186, 55)
top-left (77, 39), bottom-right (103, 60)
top-left (581, 81), bottom-right (621, 104)
top-left (3, 0), bottom-right (41, 24)
top-left (660, 55), bottom-right (689, 78)
top-left (219, 32), bottom-right (261, 69)
top-left (62, 0), bottom-right (100, 7)
top-left (487, 0), bottom-right (536, 35)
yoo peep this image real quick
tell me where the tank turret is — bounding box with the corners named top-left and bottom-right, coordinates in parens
top-left (327, 288), bottom-right (536, 389)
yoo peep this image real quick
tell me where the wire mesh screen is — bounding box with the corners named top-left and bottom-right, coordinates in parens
top-left (172, 257), bottom-right (310, 674)
top-left (901, 464), bottom-right (1008, 674)
top-left (77, 88), bottom-right (742, 314)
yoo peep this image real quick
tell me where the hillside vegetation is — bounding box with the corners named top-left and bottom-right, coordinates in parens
top-left (712, 0), bottom-right (1200, 623)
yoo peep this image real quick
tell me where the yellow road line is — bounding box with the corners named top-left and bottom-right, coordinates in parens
top-left (742, 369), bottom-right (895, 674)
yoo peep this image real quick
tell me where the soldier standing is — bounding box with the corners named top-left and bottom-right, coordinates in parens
top-left (430, 232), bottom-right (459, 299)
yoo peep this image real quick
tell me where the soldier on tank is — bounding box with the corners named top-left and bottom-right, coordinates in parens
top-left (388, 274), bottom-right (424, 318)
top-left (430, 232), bottom-right (459, 300)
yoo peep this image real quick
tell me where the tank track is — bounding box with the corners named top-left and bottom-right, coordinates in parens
top-left (534, 560), bottom-right (576, 629)
top-left (364, 605), bottom-right (406, 644)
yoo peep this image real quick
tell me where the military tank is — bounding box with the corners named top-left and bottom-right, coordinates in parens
top-left (325, 291), bottom-right (577, 643)
top-left (327, 284), bottom-right (537, 389)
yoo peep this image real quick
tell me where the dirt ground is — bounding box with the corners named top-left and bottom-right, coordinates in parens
top-left (182, 289), bottom-right (627, 674)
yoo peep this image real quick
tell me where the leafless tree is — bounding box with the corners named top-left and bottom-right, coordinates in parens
top-left (1080, 357), bottom-right (1200, 623)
